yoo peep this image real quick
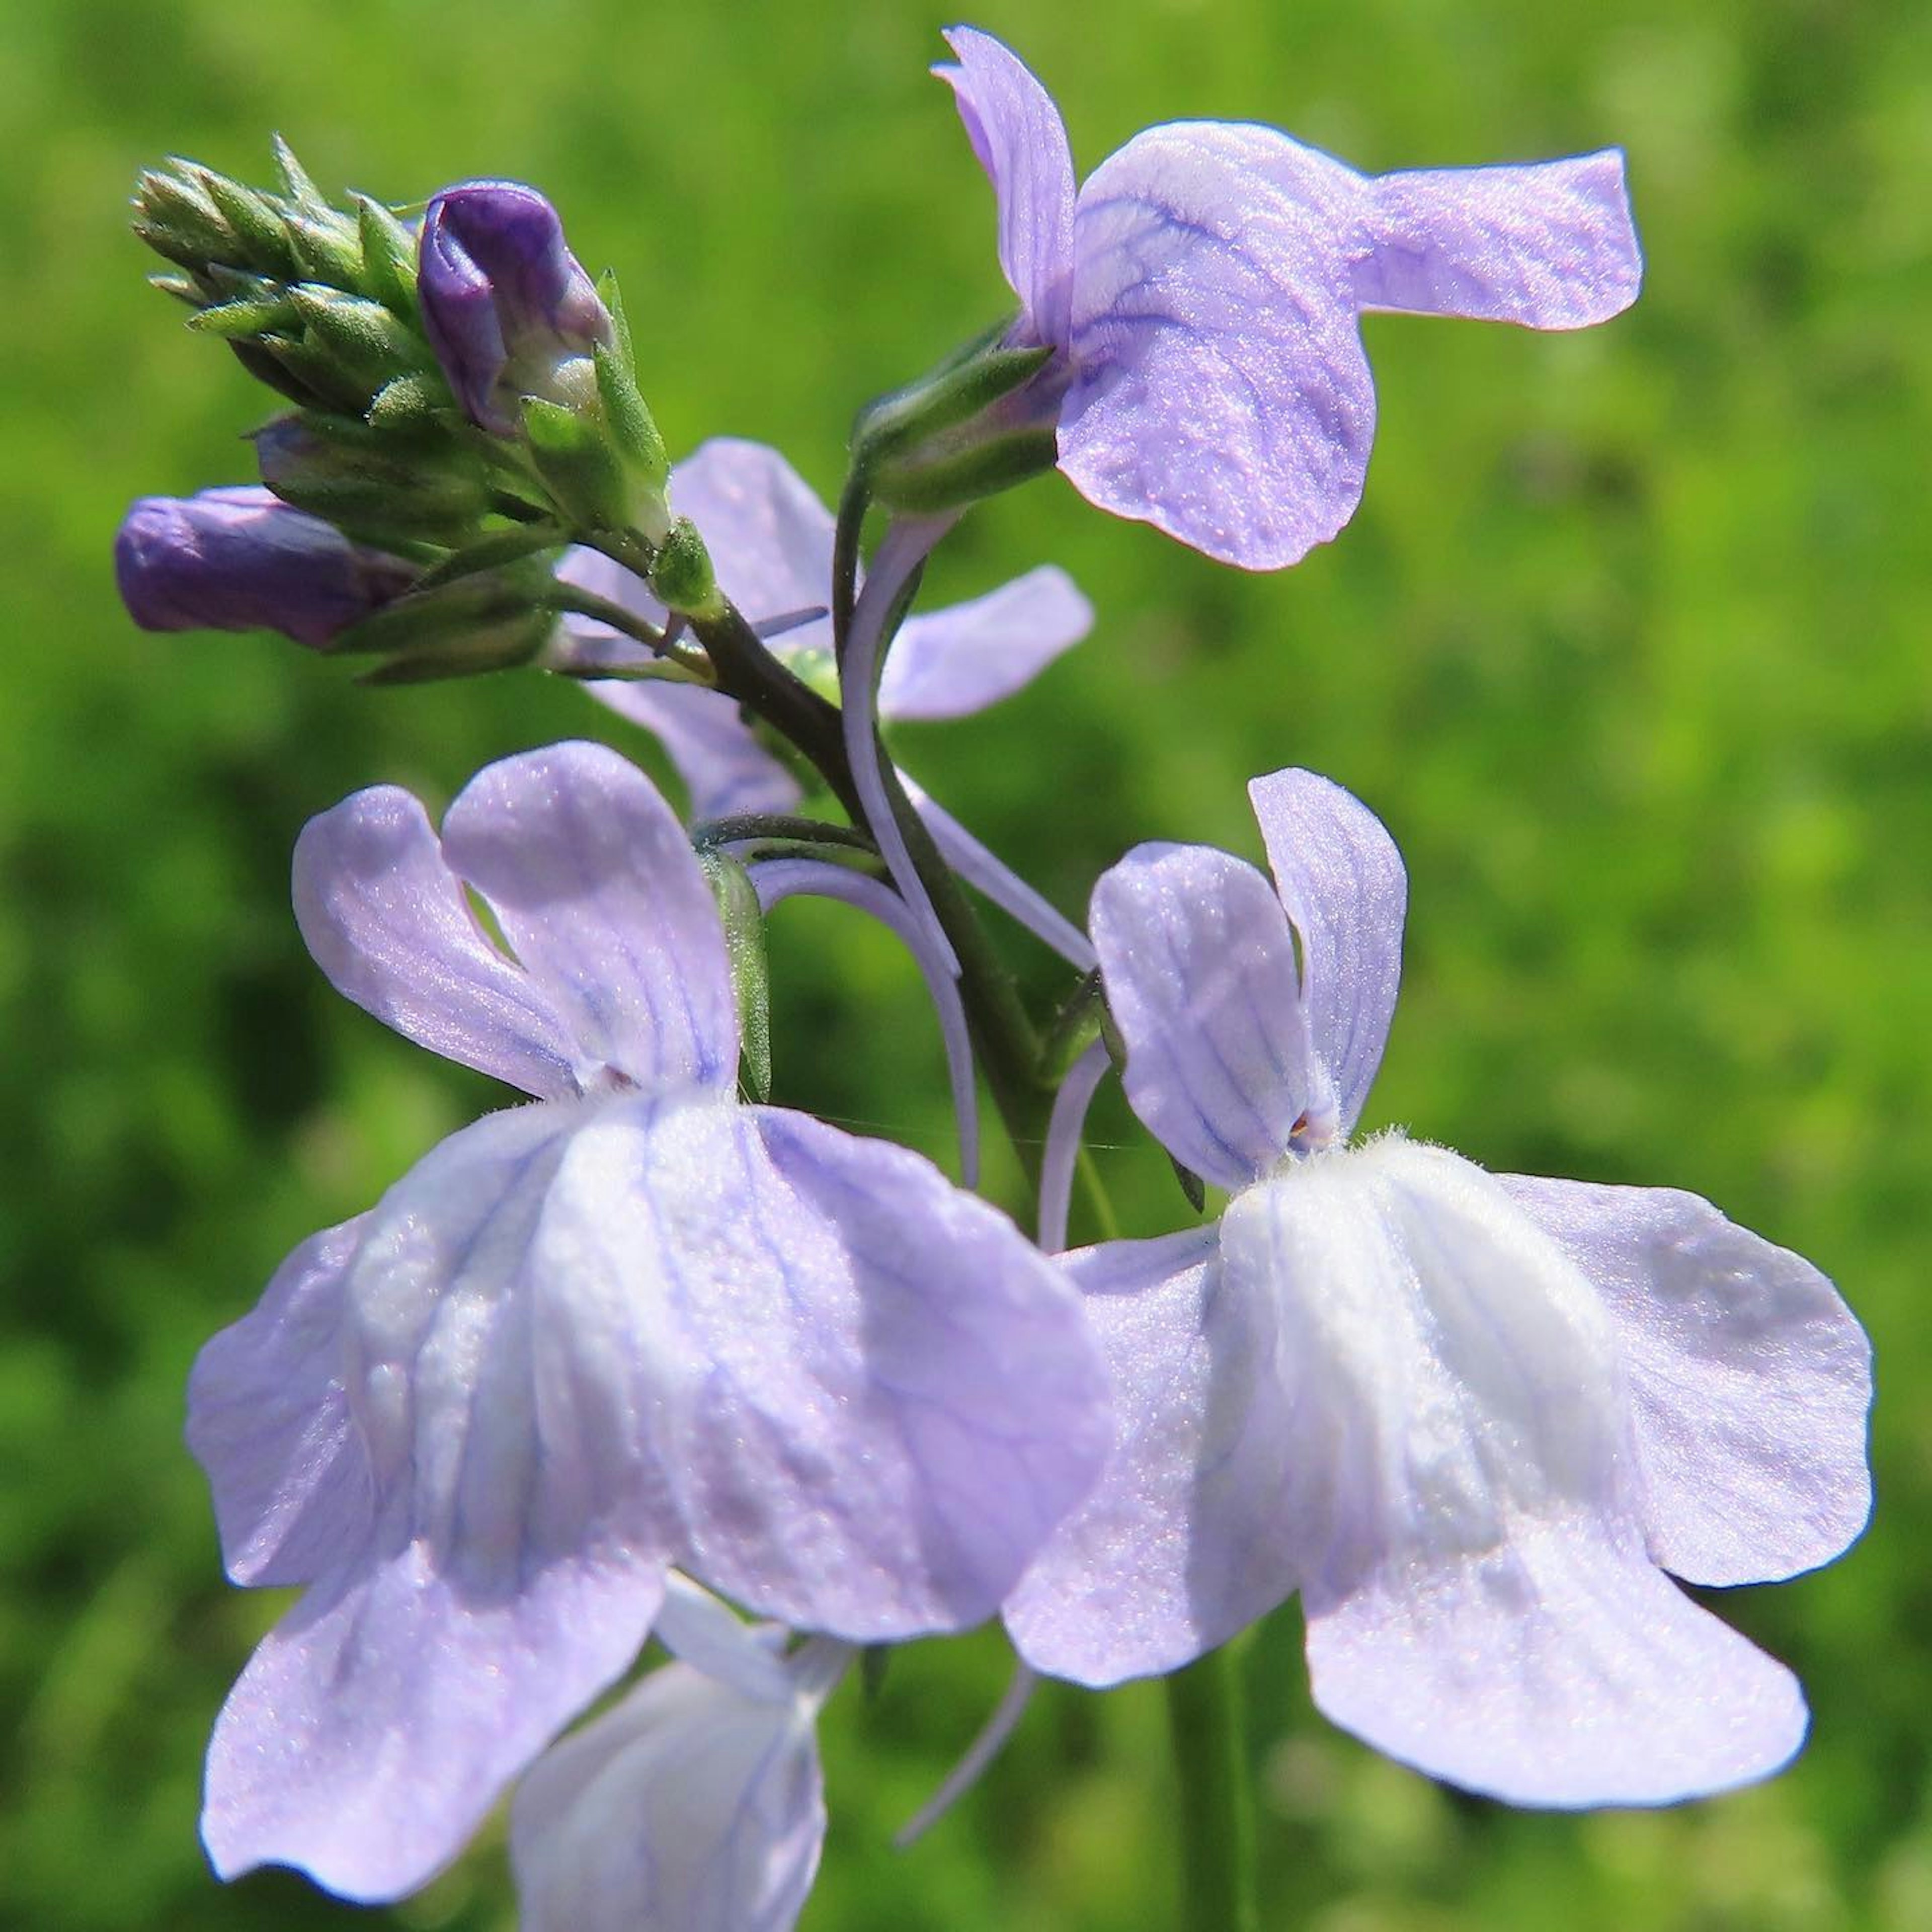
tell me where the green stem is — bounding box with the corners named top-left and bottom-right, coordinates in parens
top-left (1165, 1649), bottom-right (1258, 1932)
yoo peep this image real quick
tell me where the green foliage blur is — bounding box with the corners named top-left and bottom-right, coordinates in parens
top-left (2, 1), bottom-right (1927, 1927)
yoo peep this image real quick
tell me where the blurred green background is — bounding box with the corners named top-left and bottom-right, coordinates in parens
top-left (3, 0), bottom-right (1927, 1927)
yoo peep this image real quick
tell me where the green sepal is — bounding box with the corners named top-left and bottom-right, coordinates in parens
top-left (853, 328), bottom-right (1052, 469)
top-left (253, 335), bottom-right (373, 415)
top-left (649, 517), bottom-right (723, 619)
top-left (194, 168), bottom-right (302, 279)
top-left (697, 849), bottom-right (773, 1104)
top-left (288, 284), bottom-right (427, 386)
top-left (131, 166), bottom-right (232, 268)
top-left (283, 210), bottom-right (363, 291)
top-left (270, 135), bottom-right (330, 216)
top-left (1039, 969), bottom-right (1107, 1086)
top-left (188, 296), bottom-right (297, 340)
top-left (522, 395), bottom-right (632, 531)
top-left (355, 194), bottom-right (421, 324)
top-left (366, 372), bottom-right (458, 439)
top-left (227, 338), bottom-right (335, 409)
top-left (592, 345), bottom-right (668, 485)
top-left (148, 272), bottom-right (203, 307)
top-left (871, 427), bottom-right (1059, 514)
top-left (414, 524), bottom-right (566, 593)
top-left (337, 564), bottom-right (557, 677)
top-left (596, 267), bottom-right (634, 370)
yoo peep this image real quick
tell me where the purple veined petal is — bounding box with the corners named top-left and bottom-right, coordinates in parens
top-left (293, 784), bottom-right (580, 1100)
top-left (1062, 122), bottom-right (1376, 570)
top-left (186, 1215), bottom-right (373, 1588)
top-left (1355, 151), bottom-right (1642, 328)
top-left (536, 1098), bottom-right (1112, 1637)
top-left (1497, 1175), bottom-right (1873, 1586)
top-left (202, 1100), bottom-right (687, 1897)
top-left (206, 1538), bottom-right (665, 1899)
top-left (750, 857), bottom-right (980, 1188)
top-left (881, 564), bottom-right (1091, 720)
top-left (511, 1647), bottom-right (826, 1932)
top-left (936, 27), bottom-right (1078, 348)
top-left (1304, 1516), bottom-right (1808, 1806)
top-left (441, 742), bottom-right (739, 1095)
top-left (1004, 1224), bottom-right (1276, 1683)
top-left (1246, 767), bottom-right (1406, 1139)
top-left (1090, 841), bottom-right (1323, 1189)
top-left (666, 439), bottom-right (839, 652)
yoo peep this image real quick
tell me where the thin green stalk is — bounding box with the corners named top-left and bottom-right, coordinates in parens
top-left (1166, 1648), bottom-right (1258, 1932)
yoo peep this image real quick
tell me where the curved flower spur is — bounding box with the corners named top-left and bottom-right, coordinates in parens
top-left (1009, 768), bottom-right (1872, 1805)
top-left (185, 739), bottom-right (1109, 1900)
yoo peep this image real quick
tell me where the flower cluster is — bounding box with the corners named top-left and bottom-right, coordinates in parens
top-left (120, 23), bottom-right (1870, 1932)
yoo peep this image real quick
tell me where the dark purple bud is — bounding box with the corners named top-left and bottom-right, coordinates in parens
top-left (418, 181), bottom-right (611, 433)
top-left (114, 486), bottom-right (419, 649)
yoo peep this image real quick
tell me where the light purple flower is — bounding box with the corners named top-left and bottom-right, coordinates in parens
top-left (1006, 768), bottom-right (1872, 1805)
top-left (187, 740), bottom-right (1109, 1900)
top-left (512, 1576), bottom-right (844, 1932)
top-left (937, 26), bottom-right (1643, 568)
top-left (418, 180), bottom-right (613, 433)
top-left (558, 437), bottom-right (1091, 818)
top-left (115, 486), bottom-right (417, 648)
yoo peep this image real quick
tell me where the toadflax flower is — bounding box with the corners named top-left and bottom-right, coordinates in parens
top-left (115, 485), bottom-right (418, 648)
top-left (418, 180), bottom-right (613, 433)
top-left (1007, 767), bottom-right (1872, 1804)
top-left (559, 436), bottom-right (1092, 819)
top-left (935, 26), bottom-right (1643, 568)
top-left (512, 1573), bottom-right (845, 1932)
top-left (186, 739), bottom-right (1108, 1899)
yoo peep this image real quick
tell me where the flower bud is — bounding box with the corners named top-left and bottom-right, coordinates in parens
top-left (114, 486), bottom-right (417, 650)
top-left (418, 181), bottom-right (612, 434)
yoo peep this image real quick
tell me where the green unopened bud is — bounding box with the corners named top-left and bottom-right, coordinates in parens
top-left (649, 518), bottom-right (722, 619)
top-left (194, 168), bottom-right (301, 280)
top-left (339, 562), bottom-right (559, 681)
top-left (255, 413), bottom-right (492, 545)
top-left (271, 136), bottom-right (329, 216)
top-left (697, 850), bottom-right (772, 1103)
top-left (592, 345), bottom-right (670, 541)
top-left (188, 295), bottom-right (298, 340)
top-left (287, 284), bottom-right (429, 389)
top-left (871, 427), bottom-right (1059, 515)
top-left (283, 208), bottom-right (363, 290)
top-left (354, 194), bottom-right (420, 323)
top-left (132, 165), bottom-right (234, 269)
top-left (367, 372), bottom-right (458, 439)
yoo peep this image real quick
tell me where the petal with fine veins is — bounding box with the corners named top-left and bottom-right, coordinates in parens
top-left (1498, 1175), bottom-right (1874, 1586)
top-left (595, 679), bottom-right (804, 823)
top-left (442, 741), bottom-right (739, 1095)
top-left (539, 1099), bottom-right (1112, 1637)
top-left (1063, 122), bottom-right (1375, 570)
top-left (882, 565), bottom-right (1092, 720)
top-left (1355, 151), bottom-right (1642, 327)
top-left (1247, 767), bottom-right (1407, 1136)
top-left (1092, 842), bottom-right (1321, 1189)
top-left (937, 27), bottom-right (1077, 346)
top-left (293, 785), bottom-right (579, 1099)
top-left (1003, 1226), bottom-right (1297, 1683)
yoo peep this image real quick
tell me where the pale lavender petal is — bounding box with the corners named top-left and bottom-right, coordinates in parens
top-left (936, 28), bottom-right (1077, 347)
top-left (1246, 768), bottom-right (1406, 1138)
top-left (1355, 152), bottom-right (1642, 327)
top-left (1038, 1036), bottom-right (1110, 1254)
top-left (1004, 1225), bottom-right (1274, 1683)
top-left (840, 517), bottom-right (960, 977)
top-left (1062, 122), bottom-right (1375, 570)
top-left (752, 856), bottom-right (980, 1188)
top-left (1090, 842), bottom-right (1321, 1189)
top-left (1305, 1518), bottom-right (1808, 1806)
top-left (665, 439), bottom-right (838, 647)
top-left (293, 785), bottom-right (579, 1100)
top-left (540, 1099), bottom-right (1111, 1636)
top-left (1498, 1176), bottom-right (1873, 1586)
top-left (441, 742), bottom-right (738, 1094)
top-left (881, 566), bottom-right (1091, 720)
top-left (206, 1542), bottom-right (663, 1899)
top-left (186, 1216), bottom-right (372, 1588)
top-left (592, 677), bottom-right (805, 822)
top-left (902, 773), bottom-right (1095, 971)
top-left (512, 1651), bottom-right (825, 1932)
